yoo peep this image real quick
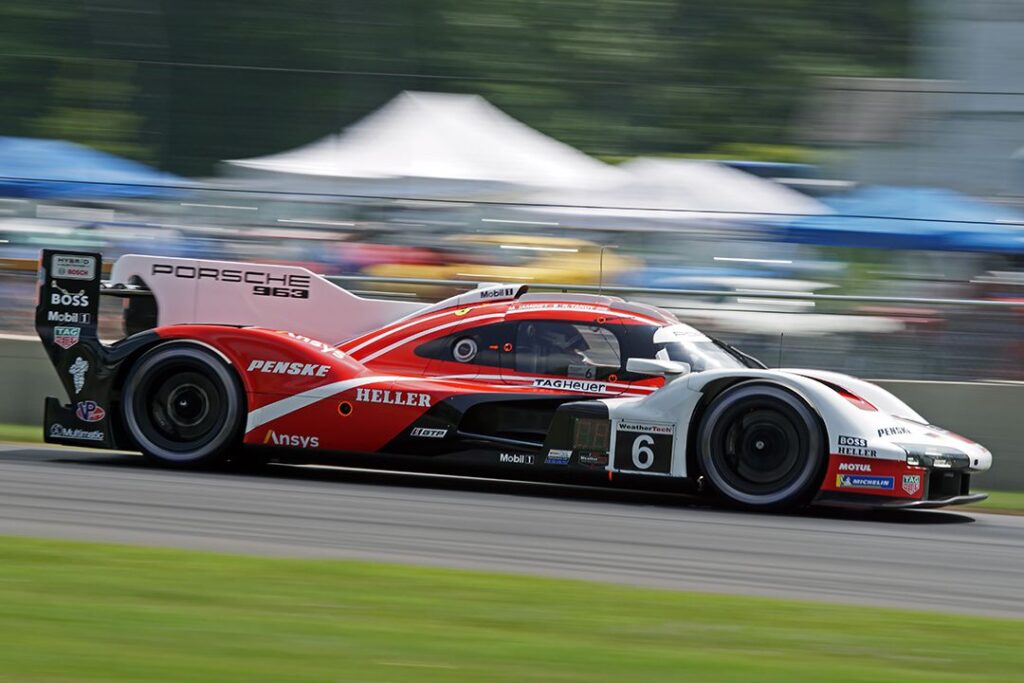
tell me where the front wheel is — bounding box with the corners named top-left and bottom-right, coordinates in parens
top-left (121, 342), bottom-right (245, 466)
top-left (697, 383), bottom-right (825, 510)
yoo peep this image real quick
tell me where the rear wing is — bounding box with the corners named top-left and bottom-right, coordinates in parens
top-left (107, 254), bottom-right (425, 344)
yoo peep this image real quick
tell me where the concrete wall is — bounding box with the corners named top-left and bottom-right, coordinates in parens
top-left (1, 337), bottom-right (1021, 489)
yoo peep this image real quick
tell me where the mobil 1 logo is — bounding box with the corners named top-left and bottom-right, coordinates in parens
top-left (613, 420), bottom-right (674, 474)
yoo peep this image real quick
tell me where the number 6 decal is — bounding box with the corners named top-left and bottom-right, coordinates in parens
top-left (631, 434), bottom-right (655, 469)
top-left (614, 420), bottom-right (674, 474)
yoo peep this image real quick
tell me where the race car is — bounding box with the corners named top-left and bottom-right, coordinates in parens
top-left (35, 249), bottom-right (992, 511)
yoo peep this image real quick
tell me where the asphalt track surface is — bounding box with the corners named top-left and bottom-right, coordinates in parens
top-left (2, 444), bottom-right (1023, 618)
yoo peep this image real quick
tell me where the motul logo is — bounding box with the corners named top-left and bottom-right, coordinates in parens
top-left (838, 462), bottom-right (871, 472)
top-left (263, 430), bottom-right (319, 448)
top-left (247, 360), bottom-right (330, 376)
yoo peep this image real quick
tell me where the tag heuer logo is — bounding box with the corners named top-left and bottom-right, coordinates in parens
top-left (902, 474), bottom-right (922, 496)
top-left (54, 326), bottom-right (81, 349)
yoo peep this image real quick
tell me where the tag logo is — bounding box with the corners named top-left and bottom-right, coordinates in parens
top-left (52, 254), bottom-right (97, 281)
top-left (75, 400), bottom-right (106, 422)
top-left (68, 357), bottom-right (89, 394)
top-left (902, 474), bottom-right (922, 496)
top-left (54, 326), bottom-right (81, 349)
top-left (533, 378), bottom-right (608, 393)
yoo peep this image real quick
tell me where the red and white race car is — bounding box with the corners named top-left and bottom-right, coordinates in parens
top-left (35, 250), bottom-right (992, 510)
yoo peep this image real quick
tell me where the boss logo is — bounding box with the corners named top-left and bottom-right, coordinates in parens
top-left (151, 264), bottom-right (311, 299)
top-left (246, 360), bottom-right (330, 376)
top-left (838, 435), bottom-right (868, 448)
top-left (50, 282), bottom-right (90, 308)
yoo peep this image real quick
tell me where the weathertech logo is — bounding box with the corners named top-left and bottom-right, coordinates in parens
top-left (247, 360), bottom-right (330, 377)
top-left (263, 430), bottom-right (319, 448)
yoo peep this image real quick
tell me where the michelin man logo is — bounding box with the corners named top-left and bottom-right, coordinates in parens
top-left (69, 356), bottom-right (89, 394)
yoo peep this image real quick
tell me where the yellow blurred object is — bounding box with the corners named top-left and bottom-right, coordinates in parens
top-left (364, 235), bottom-right (641, 296)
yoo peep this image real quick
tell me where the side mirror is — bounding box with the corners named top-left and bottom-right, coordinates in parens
top-left (626, 358), bottom-right (691, 377)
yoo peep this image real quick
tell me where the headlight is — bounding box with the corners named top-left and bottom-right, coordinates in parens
top-left (898, 444), bottom-right (969, 469)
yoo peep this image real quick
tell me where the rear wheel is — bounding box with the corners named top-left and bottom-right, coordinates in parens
top-left (698, 383), bottom-right (825, 510)
top-left (121, 343), bottom-right (244, 466)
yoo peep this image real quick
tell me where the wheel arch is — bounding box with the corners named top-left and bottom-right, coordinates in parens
top-left (685, 376), bottom-right (830, 484)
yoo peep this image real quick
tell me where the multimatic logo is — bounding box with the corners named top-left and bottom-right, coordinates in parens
top-left (49, 423), bottom-right (104, 442)
top-left (151, 264), bottom-right (311, 299)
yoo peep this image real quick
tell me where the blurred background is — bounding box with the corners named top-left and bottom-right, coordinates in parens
top-left (3, 0), bottom-right (1024, 380)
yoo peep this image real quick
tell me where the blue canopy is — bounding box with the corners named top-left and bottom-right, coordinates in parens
top-left (776, 186), bottom-right (1024, 253)
top-left (0, 137), bottom-right (188, 199)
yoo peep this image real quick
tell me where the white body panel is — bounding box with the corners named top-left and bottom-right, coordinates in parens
top-left (601, 368), bottom-right (992, 479)
top-left (110, 254), bottom-right (425, 344)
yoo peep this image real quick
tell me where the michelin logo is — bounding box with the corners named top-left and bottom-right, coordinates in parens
top-left (836, 474), bottom-right (894, 490)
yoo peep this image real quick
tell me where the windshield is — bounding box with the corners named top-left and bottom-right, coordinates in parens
top-left (649, 324), bottom-right (745, 372)
top-left (656, 339), bottom-right (744, 372)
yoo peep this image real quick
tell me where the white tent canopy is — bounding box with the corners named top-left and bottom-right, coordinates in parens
top-left (523, 158), bottom-right (830, 225)
top-left (226, 91), bottom-right (624, 190)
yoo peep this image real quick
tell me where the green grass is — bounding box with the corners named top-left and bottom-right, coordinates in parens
top-left (967, 490), bottom-right (1024, 514)
top-left (0, 423), bottom-right (42, 443)
top-left (0, 536), bottom-right (1020, 682)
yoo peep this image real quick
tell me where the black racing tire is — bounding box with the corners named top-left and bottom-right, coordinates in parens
top-left (697, 382), bottom-right (825, 511)
top-left (121, 342), bottom-right (245, 467)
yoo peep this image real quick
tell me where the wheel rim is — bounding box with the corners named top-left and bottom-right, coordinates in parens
top-left (126, 351), bottom-right (237, 460)
top-left (703, 392), bottom-right (819, 504)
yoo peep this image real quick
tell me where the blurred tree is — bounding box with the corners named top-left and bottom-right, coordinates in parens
top-left (0, 0), bottom-right (913, 175)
